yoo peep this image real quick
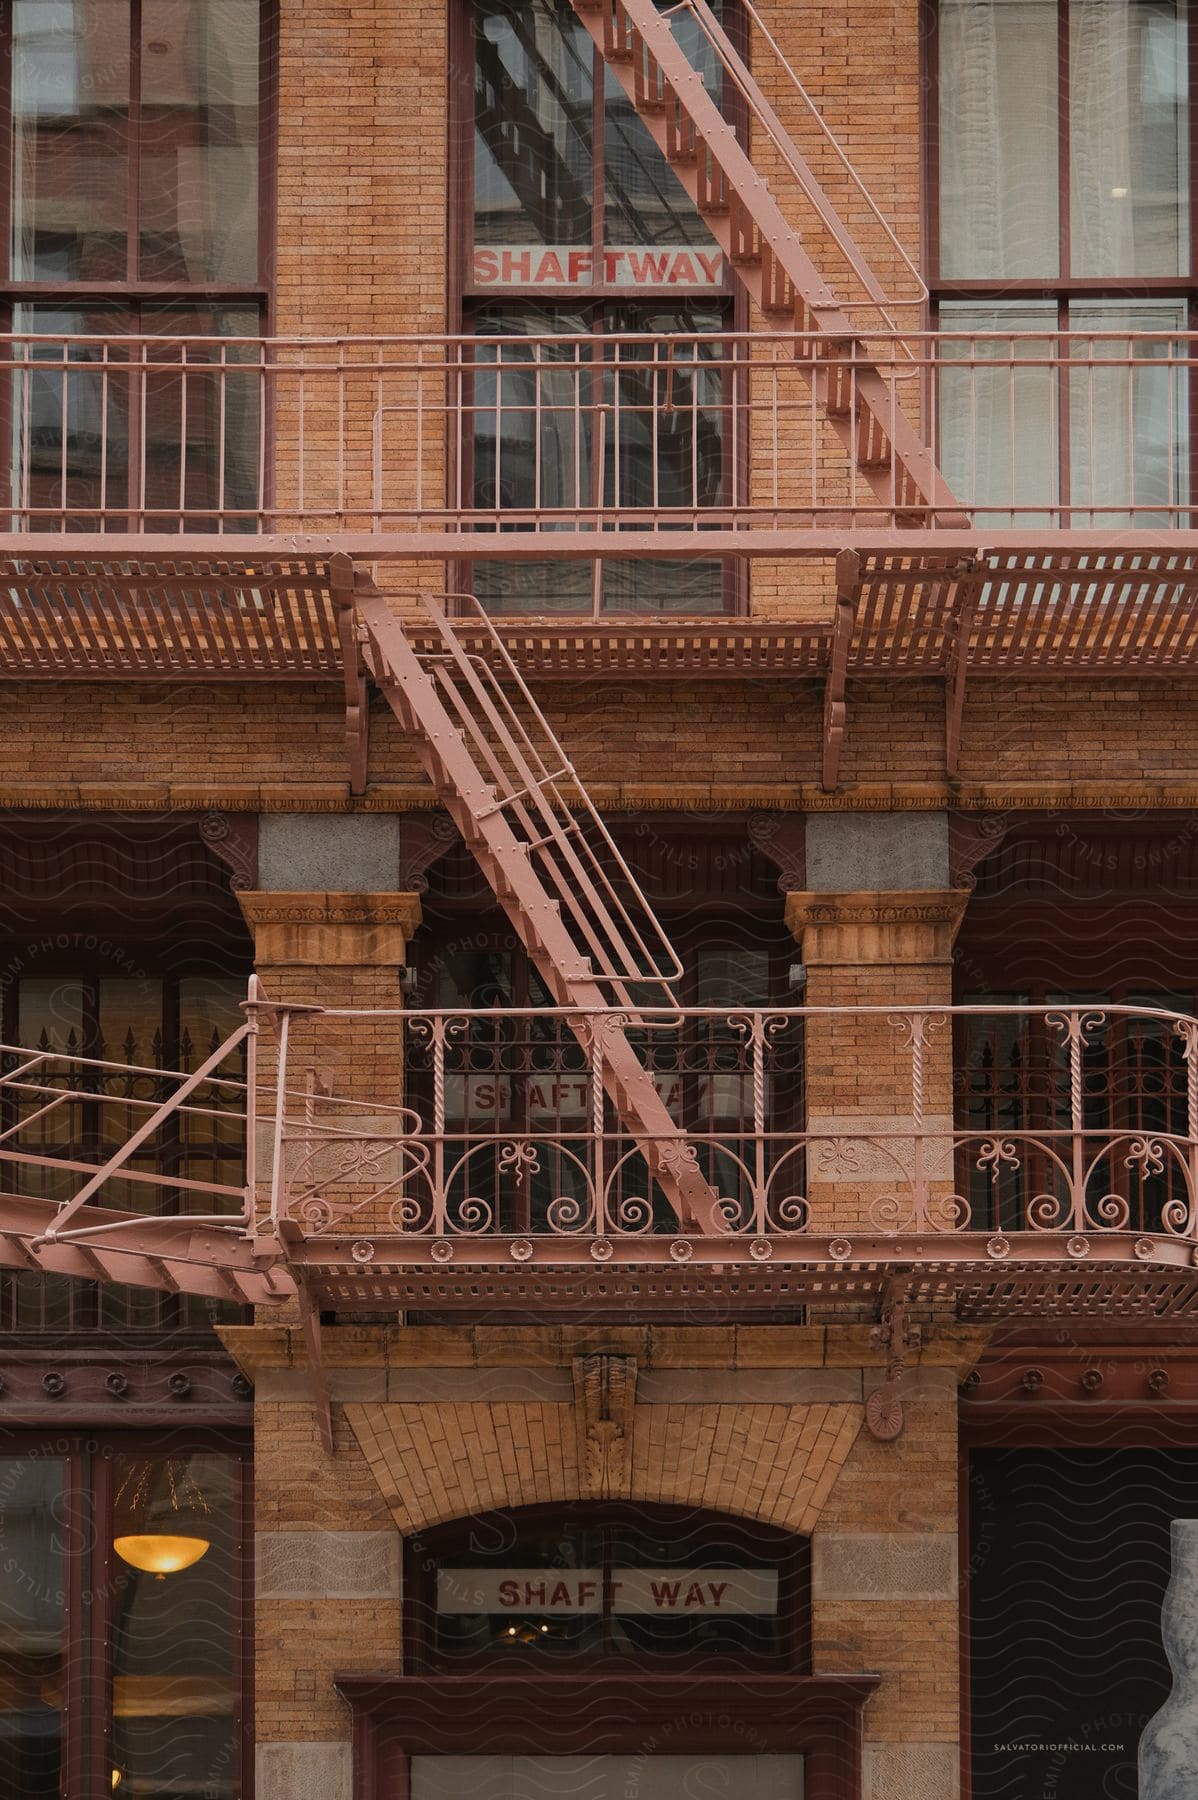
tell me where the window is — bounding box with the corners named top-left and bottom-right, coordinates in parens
top-left (3, 1), bottom-right (272, 530)
top-left (0, 1436), bottom-right (249, 1800)
top-left (409, 913), bottom-right (800, 1237)
top-left (931, 0), bottom-right (1193, 524)
top-left (956, 988), bottom-right (1192, 1233)
top-left (968, 1447), bottom-right (1198, 1799)
top-left (457, 0), bottom-right (743, 611)
top-left (0, 970), bottom-right (249, 1334)
top-left (409, 1503), bottom-right (809, 1671)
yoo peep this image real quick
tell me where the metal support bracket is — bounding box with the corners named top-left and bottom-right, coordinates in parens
top-left (822, 549), bottom-right (859, 792)
top-left (330, 552), bottom-right (370, 796)
top-left (943, 558), bottom-right (979, 783)
top-left (864, 1280), bottom-right (922, 1441)
top-left (295, 1277), bottom-right (335, 1457)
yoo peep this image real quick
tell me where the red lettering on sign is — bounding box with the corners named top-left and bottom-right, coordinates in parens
top-left (603, 250), bottom-right (625, 282)
top-left (669, 253), bottom-right (698, 285)
top-left (696, 251), bottom-right (723, 282)
top-left (535, 251), bottom-right (565, 283)
top-left (684, 1582), bottom-right (706, 1606)
top-left (474, 249), bottom-right (499, 284)
top-left (497, 1580), bottom-right (519, 1607)
top-left (627, 251), bottom-right (670, 284)
top-left (650, 1579), bottom-right (682, 1607)
top-left (577, 1579), bottom-right (597, 1606)
top-left (501, 249), bottom-right (533, 283)
top-left (567, 250), bottom-right (593, 284)
top-left (708, 1582), bottom-right (729, 1605)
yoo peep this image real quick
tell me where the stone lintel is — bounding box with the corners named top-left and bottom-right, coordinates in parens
top-left (805, 811), bottom-right (950, 892)
top-left (258, 813), bottom-right (402, 891)
top-left (219, 1324), bottom-right (990, 1379)
top-left (236, 890), bottom-right (423, 964)
top-left (785, 889), bottom-right (970, 965)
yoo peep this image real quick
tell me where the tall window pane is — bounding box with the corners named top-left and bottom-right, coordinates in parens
top-left (139, 0), bottom-right (262, 282)
top-left (937, 302), bottom-right (1060, 525)
top-left (1070, 0), bottom-right (1189, 276)
top-left (0, 1458), bottom-right (66, 1800)
top-left (1068, 300), bottom-right (1188, 523)
top-left (12, 0), bottom-right (132, 280)
top-left (603, 2), bottom-right (723, 249)
top-left (473, 0), bottom-right (593, 251)
top-left (938, 0), bottom-right (1060, 278)
top-left (110, 1452), bottom-right (240, 1799)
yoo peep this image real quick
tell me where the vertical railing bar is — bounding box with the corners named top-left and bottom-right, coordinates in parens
top-left (217, 341), bottom-right (228, 523)
top-left (178, 341), bottom-right (189, 531)
top-left (99, 342), bottom-right (110, 527)
top-left (269, 1010), bottom-right (291, 1234)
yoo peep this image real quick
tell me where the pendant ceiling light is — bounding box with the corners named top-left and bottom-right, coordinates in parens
top-left (112, 1459), bottom-right (210, 1580)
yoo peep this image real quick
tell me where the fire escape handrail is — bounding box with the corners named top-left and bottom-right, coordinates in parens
top-left (672, 0), bottom-right (928, 327)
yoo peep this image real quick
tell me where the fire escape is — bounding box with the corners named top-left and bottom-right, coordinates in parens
top-left (3, 0), bottom-right (1198, 1358)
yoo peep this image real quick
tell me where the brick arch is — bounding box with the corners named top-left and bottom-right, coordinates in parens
top-left (344, 1400), bottom-right (862, 1537)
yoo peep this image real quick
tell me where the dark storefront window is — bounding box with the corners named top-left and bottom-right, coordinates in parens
top-left (0, 1437), bottom-right (248, 1800)
top-left (409, 904), bottom-right (800, 1237)
top-left (956, 989), bottom-right (1193, 1234)
top-left (3, 1), bottom-right (272, 530)
top-left (969, 1446), bottom-right (1198, 1799)
top-left (0, 970), bottom-right (249, 1336)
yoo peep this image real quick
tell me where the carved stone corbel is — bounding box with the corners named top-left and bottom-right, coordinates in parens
top-left (573, 1354), bottom-right (638, 1499)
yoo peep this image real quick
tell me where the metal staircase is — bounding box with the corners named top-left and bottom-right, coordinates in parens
top-left (565, 0), bottom-right (964, 524)
top-left (347, 566), bottom-right (726, 1234)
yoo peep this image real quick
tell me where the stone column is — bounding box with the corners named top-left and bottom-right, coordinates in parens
top-left (787, 813), bottom-right (968, 1239)
top-left (786, 814), bottom-right (970, 1800)
top-left (232, 817), bottom-right (422, 1800)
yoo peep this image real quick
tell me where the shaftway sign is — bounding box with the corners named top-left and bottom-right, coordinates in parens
top-left (473, 246), bottom-right (726, 287)
top-left (437, 1568), bottom-right (779, 1614)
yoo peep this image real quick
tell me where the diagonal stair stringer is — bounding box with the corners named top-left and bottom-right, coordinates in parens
top-left (566, 0), bottom-right (966, 525)
top-left (344, 567), bottom-right (726, 1236)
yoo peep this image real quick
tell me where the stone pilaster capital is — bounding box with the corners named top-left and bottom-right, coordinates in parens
top-left (784, 889), bottom-right (970, 966)
top-left (236, 890), bottom-right (423, 966)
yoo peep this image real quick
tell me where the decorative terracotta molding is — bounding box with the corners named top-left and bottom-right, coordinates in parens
top-left (573, 1353), bottom-right (638, 1499)
top-left (237, 890), bottom-right (424, 965)
top-left (396, 809), bottom-right (460, 894)
top-left (747, 811), bottom-right (806, 892)
top-left (947, 812), bottom-right (1014, 891)
top-left (10, 781), bottom-right (1198, 815)
top-left (785, 889), bottom-right (970, 965)
top-left (199, 811), bottom-right (259, 891)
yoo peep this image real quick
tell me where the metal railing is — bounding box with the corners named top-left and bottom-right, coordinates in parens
top-left (0, 328), bottom-right (1193, 540)
top-left (260, 999), bottom-right (1198, 1260)
top-left (4, 997), bottom-right (1198, 1303)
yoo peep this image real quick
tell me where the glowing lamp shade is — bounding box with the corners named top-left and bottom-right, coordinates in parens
top-left (113, 1533), bottom-right (210, 1578)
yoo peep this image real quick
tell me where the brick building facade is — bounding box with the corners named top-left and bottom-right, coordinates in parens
top-left (1, 3), bottom-right (1197, 1798)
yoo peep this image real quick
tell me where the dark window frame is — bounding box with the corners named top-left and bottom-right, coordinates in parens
top-left (404, 1499), bottom-right (812, 1675)
top-left (922, 0), bottom-right (1198, 522)
top-left (0, 1428), bottom-right (253, 1800)
top-left (0, 954), bottom-right (251, 1339)
top-left (449, 0), bottom-right (750, 614)
top-left (0, 0), bottom-right (278, 313)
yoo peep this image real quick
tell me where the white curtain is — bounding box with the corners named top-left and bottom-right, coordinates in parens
top-left (1070, 0), bottom-right (1187, 278)
top-left (938, 1), bottom-right (1060, 279)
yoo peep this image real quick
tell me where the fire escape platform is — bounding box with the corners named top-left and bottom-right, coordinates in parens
top-left (2, 551), bottom-right (1197, 681)
top-left (3, 550), bottom-right (1197, 796)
